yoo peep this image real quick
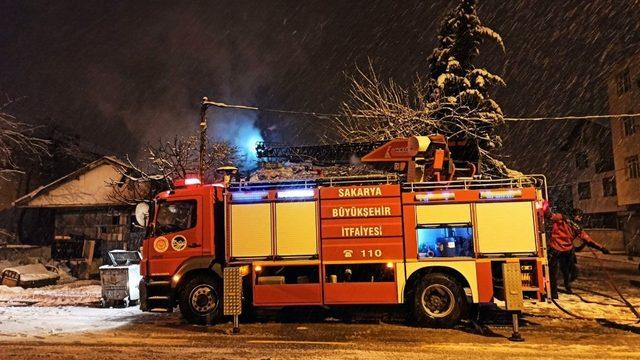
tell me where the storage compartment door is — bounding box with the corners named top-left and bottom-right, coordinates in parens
top-left (253, 265), bottom-right (322, 305)
top-left (475, 202), bottom-right (537, 254)
top-left (275, 201), bottom-right (318, 256)
top-left (230, 203), bottom-right (272, 258)
top-left (416, 203), bottom-right (471, 225)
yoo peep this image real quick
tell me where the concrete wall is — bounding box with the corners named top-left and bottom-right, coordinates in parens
top-left (621, 213), bottom-right (640, 255)
top-left (566, 122), bottom-right (623, 215)
top-left (572, 169), bottom-right (621, 214)
top-left (584, 228), bottom-right (625, 252)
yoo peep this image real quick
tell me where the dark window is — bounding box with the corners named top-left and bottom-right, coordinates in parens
top-left (154, 200), bottom-right (197, 235)
top-left (595, 159), bottom-right (614, 173)
top-left (626, 155), bottom-right (640, 179)
top-left (602, 176), bottom-right (617, 197)
top-left (617, 68), bottom-right (631, 95)
top-left (595, 151), bottom-right (614, 173)
top-left (623, 117), bottom-right (637, 137)
top-left (577, 182), bottom-right (591, 200)
top-left (575, 152), bottom-right (589, 170)
top-left (117, 174), bottom-right (127, 188)
top-left (584, 213), bottom-right (618, 229)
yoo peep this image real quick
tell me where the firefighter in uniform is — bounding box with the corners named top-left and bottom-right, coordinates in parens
top-left (546, 209), bottom-right (609, 299)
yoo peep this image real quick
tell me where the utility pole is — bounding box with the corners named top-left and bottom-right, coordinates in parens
top-left (199, 97), bottom-right (211, 181)
top-left (198, 97), bottom-right (259, 181)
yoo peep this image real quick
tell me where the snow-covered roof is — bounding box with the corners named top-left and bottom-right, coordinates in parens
top-left (12, 156), bottom-right (132, 208)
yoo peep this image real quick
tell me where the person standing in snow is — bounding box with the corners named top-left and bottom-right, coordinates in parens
top-left (545, 208), bottom-right (610, 299)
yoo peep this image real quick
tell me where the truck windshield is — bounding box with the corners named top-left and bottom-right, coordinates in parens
top-left (154, 200), bottom-right (197, 236)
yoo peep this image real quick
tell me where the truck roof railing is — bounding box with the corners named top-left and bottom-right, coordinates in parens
top-left (402, 174), bottom-right (547, 196)
top-left (229, 179), bottom-right (318, 192)
top-left (229, 174), bottom-right (548, 198)
top-left (319, 174), bottom-right (400, 187)
top-left (230, 174), bottom-right (400, 191)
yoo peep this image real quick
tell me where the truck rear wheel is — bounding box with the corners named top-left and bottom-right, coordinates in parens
top-left (178, 274), bottom-right (222, 325)
top-left (413, 273), bottom-right (467, 328)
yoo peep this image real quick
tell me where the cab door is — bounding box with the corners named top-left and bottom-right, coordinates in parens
top-left (148, 196), bottom-right (204, 275)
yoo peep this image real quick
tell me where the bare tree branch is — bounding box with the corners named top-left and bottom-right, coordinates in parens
top-left (109, 135), bottom-right (238, 204)
top-left (0, 96), bottom-right (50, 180)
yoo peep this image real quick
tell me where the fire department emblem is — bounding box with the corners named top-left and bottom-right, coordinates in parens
top-left (171, 235), bottom-right (187, 251)
top-left (153, 237), bottom-right (169, 253)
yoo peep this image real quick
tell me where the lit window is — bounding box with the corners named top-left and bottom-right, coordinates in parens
top-left (626, 155), bottom-right (640, 179)
top-left (417, 225), bottom-right (474, 258)
top-left (602, 176), bottom-right (616, 197)
top-left (617, 68), bottom-right (631, 95)
top-left (577, 182), bottom-right (591, 200)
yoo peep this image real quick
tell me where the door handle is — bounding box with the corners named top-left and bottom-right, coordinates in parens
top-left (188, 243), bottom-right (201, 248)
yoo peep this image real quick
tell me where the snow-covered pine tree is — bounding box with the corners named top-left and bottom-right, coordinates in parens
top-left (426, 0), bottom-right (506, 175)
top-left (336, 0), bottom-right (508, 176)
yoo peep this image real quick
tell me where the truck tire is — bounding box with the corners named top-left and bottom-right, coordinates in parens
top-left (178, 274), bottom-right (222, 325)
top-left (413, 273), bottom-right (467, 328)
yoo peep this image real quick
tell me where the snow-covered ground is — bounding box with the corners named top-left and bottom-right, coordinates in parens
top-left (0, 254), bottom-right (637, 340)
top-left (0, 280), bottom-right (145, 338)
top-left (0, 280), bottom-right (101, 306)
top-left (0, 306), bottom-right (143, 338)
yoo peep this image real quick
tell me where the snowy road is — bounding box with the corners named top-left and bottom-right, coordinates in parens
top-left (0, 256), bottom-right (639, 359)
top-left (0, 308), bottom-right (639, 360)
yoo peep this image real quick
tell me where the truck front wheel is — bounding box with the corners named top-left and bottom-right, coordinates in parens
top-left (413, 273), bottom-right (467, 328)
top-left (178, 274), bottom-right (222, 325)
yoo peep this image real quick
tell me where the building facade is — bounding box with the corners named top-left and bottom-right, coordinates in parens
top-left (12, 157), bottom-right (144, 261)
top-left (569, 123), bottom-right (621, 218)
top-left (607, 51), bottom-right (640, 254)
top-left (556, 121), bottom-right (625, 251)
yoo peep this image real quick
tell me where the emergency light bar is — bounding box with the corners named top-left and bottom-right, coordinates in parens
top-left (173, 177), bottom-right (201, 187)
top-left (415, 192), bottom-right (455, 202)
top-left (277, 189), bottom-right (315, 199)
top-left (184, 178), bottom-right (201, 185)
top-left (480, 189), bottom-right (522, 199)
top-left (231, 191), bottom-right (269, 202)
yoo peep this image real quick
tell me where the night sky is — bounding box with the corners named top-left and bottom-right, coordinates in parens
top-left (1, 0), bottom-right (639, 172)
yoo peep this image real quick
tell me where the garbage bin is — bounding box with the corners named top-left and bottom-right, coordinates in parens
top-left (99, 250), bottom-right (142, 307)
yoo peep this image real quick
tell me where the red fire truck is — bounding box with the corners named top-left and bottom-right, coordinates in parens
top-left (139, 135), bottom-right (550, 328)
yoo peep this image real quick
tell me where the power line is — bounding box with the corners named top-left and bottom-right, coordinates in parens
top-left (202, 99), bottom-right (640, 122)
top-left (503, 113), bottom-right (640, 121)
top-left (202, 99), bottom-right (341, 119)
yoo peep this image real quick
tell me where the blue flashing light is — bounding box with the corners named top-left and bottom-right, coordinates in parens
top-left (415, 192), bottom-right (455, 202)
top-left (231, 191), bottom-right (269, 202)
top-left (480, 190), bottom-right (522, 199)
top-left (277, 188), bottom-right (315, 199)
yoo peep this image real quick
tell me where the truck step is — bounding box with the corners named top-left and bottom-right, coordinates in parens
top-left (149, 307), bottom-right (173, 313)
top-left (148, 295), bottom-right (171, 301)
top-left (148, 280), bottom-right (170, 287)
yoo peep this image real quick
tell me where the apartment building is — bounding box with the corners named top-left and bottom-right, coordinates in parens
top-left (557, 121), bottom-right (625, 251)
top-left (607, 50), bottom-right (640, 254)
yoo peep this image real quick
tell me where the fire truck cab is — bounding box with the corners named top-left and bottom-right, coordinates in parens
top-left (139, 136), bottom-right (549, 327)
